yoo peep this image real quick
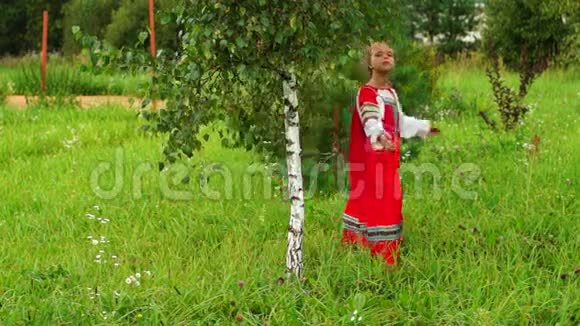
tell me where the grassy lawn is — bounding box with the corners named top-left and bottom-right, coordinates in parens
top-left (0, 66), bottom-right (578, 324)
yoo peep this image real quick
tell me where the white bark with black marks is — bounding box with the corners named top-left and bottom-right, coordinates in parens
top-left (283, 72), bottom-right (305, 279)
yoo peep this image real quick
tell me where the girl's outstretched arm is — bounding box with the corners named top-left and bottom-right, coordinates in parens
top-left (399, 112), bottom-right (431, 139)
top-left (391, 89), bottom-right (432, 139)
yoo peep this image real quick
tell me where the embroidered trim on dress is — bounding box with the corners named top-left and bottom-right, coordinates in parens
top-left (342, 214), bottom-right (403, 242)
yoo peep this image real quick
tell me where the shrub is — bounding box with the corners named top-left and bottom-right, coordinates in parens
top-left (104, 0), bottom-right (179, 51)
top-left (62, 0), bottom-right (120, 55)
top-left (483, 0), bottom-right (577, 130)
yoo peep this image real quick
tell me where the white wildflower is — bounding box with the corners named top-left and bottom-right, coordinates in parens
top-left (125, 277), bottom-right (132, 284)
top-left (114, 263), bottom-right (120, 267)
top-left (62, 135), bottom-right (79, 148)
top-left (111, 255), bottom-right (117, 259)
top-left (144, 270), bottom-right (152, 276)
top-left (113, 290), bottom-right (121, 298)
top-left (86, 213), bottom-right (96, 220)
top-left (353, 310), bottom-right (358, 315)
top-left (91, 239), bottom-right (99, 245)
top-left (358, 316), bottom-right (362, 321)
top-left (350, 316), bottom-right (355, 321)
top-left (135, 273), bottom-right (141, 279)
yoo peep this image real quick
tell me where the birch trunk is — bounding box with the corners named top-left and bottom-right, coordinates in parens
top-left (283, 72), bottom-right (305, 279)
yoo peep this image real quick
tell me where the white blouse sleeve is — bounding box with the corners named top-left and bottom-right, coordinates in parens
top-left (392, 89), bottom-right (431, 139)
top-left (399, 111), bottom-right (431, 139)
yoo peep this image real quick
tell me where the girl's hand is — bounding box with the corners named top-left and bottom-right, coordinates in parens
top-left (378, 133), bottom-right (396, 151)
top-left (428, 127), bottom-right (440, 136)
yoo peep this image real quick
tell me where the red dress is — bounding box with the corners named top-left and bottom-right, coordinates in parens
top-left (342, 84), bottom-right (403, 265)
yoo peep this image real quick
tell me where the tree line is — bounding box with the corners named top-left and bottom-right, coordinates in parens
top-left (0, 0), bottom-right (485, 59)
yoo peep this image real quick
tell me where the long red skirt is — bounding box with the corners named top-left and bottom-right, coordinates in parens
top-left (341, 120), bottom-right (403, 265)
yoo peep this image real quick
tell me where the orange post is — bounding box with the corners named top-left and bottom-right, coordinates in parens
top-left (41, 10), bottom-right (48, 93)
top-left (148, 0), bottom-right (156, 58)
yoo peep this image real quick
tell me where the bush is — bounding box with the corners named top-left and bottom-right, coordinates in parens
top-left (484, 0), bottom-right (577, 72)
top-left (104, 0), bottom-right (179, 51)
top-left (0, 0), bottom-right (66, 56)
top-left (391, 44), bottom-right (441, 116)
top-left (62, 0), bottom-right (120, 56)
top-left (482, 0), bottom-right (578, 130)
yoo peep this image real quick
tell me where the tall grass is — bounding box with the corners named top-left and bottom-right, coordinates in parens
top-left (0, 81), bottom-right (6, 105)
top-left (0, 55), bottom-right (148, 96)
top-left (0, 66), bottom-right (578, 324)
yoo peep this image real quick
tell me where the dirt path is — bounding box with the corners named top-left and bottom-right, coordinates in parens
top-left (4, 95), bottom-right (165, 110)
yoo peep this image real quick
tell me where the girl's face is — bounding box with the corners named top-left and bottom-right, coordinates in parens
top-left (369, 43), bottom-right (395, 74)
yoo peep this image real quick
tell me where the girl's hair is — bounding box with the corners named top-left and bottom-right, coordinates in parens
top-left (362, 41), bottom-right (393, 76)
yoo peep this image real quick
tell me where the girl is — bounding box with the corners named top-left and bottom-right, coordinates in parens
top-left (341, 41), bottom-right (438, 265)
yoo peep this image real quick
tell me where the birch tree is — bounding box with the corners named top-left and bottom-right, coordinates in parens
top-left (174, 0), bottom-right (374, 279)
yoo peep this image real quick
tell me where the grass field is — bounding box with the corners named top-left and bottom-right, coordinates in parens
top-left (0, 66), bottom-right (578, 324)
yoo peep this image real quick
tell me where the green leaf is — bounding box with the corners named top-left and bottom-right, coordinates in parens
top-left (138, 31), bottom-right (148, 45)
top-left (181, 175), bottom-right (190, 184)
top-left (353, 292), bottom-right (366, 308)
top-left (348, 49), bottom-right (358, 58)
top-left (290, 15), bottom-right (297, 30)
top-left (260, 15), bottom-right (270, 28)
top-left (71, 26), bottom-right (80, 36)
top-left (161, 14), bottom-right (172, 25)
top-left (275, 32), bottom-right (284, 44)
top-left (235, 37), bottom-right (247, 48)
